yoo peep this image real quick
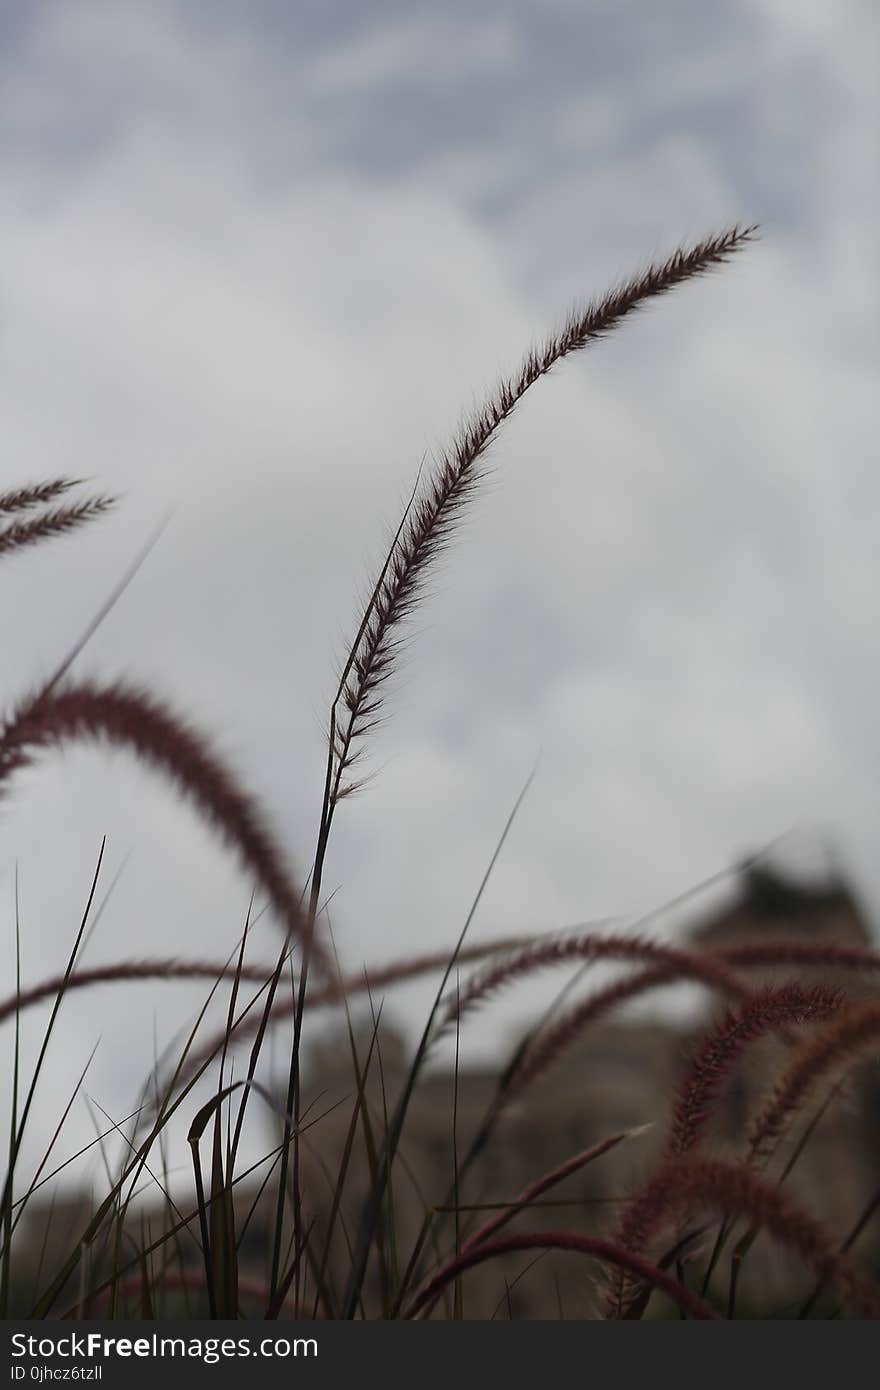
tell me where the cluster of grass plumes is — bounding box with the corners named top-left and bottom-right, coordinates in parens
top-left (4, 224), bottom-right (880, 1321)
top-left (0, 479), bottom-right (114, 563)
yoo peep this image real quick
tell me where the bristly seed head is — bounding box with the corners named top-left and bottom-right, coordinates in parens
top-left (329, 226), bottom-right (757, 804)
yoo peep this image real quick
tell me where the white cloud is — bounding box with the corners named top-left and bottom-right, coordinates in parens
top-left (308, 11), bottom-right (522, 92)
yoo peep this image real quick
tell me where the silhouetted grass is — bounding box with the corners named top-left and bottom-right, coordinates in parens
top-left (3, 225), bottom-right (879, 1320)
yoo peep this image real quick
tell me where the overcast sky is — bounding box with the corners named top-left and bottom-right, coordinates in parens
top-left (1, 1), bottom-right (878, 1187)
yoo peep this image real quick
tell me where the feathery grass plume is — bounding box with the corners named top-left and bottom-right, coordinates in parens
top-left (513, 936), bottom-right (880, 1063)
top-left (309, 934), bottom-right (534, 1006)
top-left (719, 940), bottom-right (880, 977)
top-left (0, 495), bottom-right (115, 561)
top-left (0, 680), bottom-right (326, 976)
top-left (748, 1000), bottom-right (880, 1167)
top-left (606, 1157), bottom-right (880, 1319)
top-left (329, 225), bottom-right (757, 803)
top-left (404, 1231), bottom-right (718, 1321)
top-left (439, 930), bottom-right (746, 1035)
top-left (0, 959), bottom-right (288, 1028)
top-left (667, 983), bottom-right (843, 1158)
top-left (0, 478), bottom-right (82, 514)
